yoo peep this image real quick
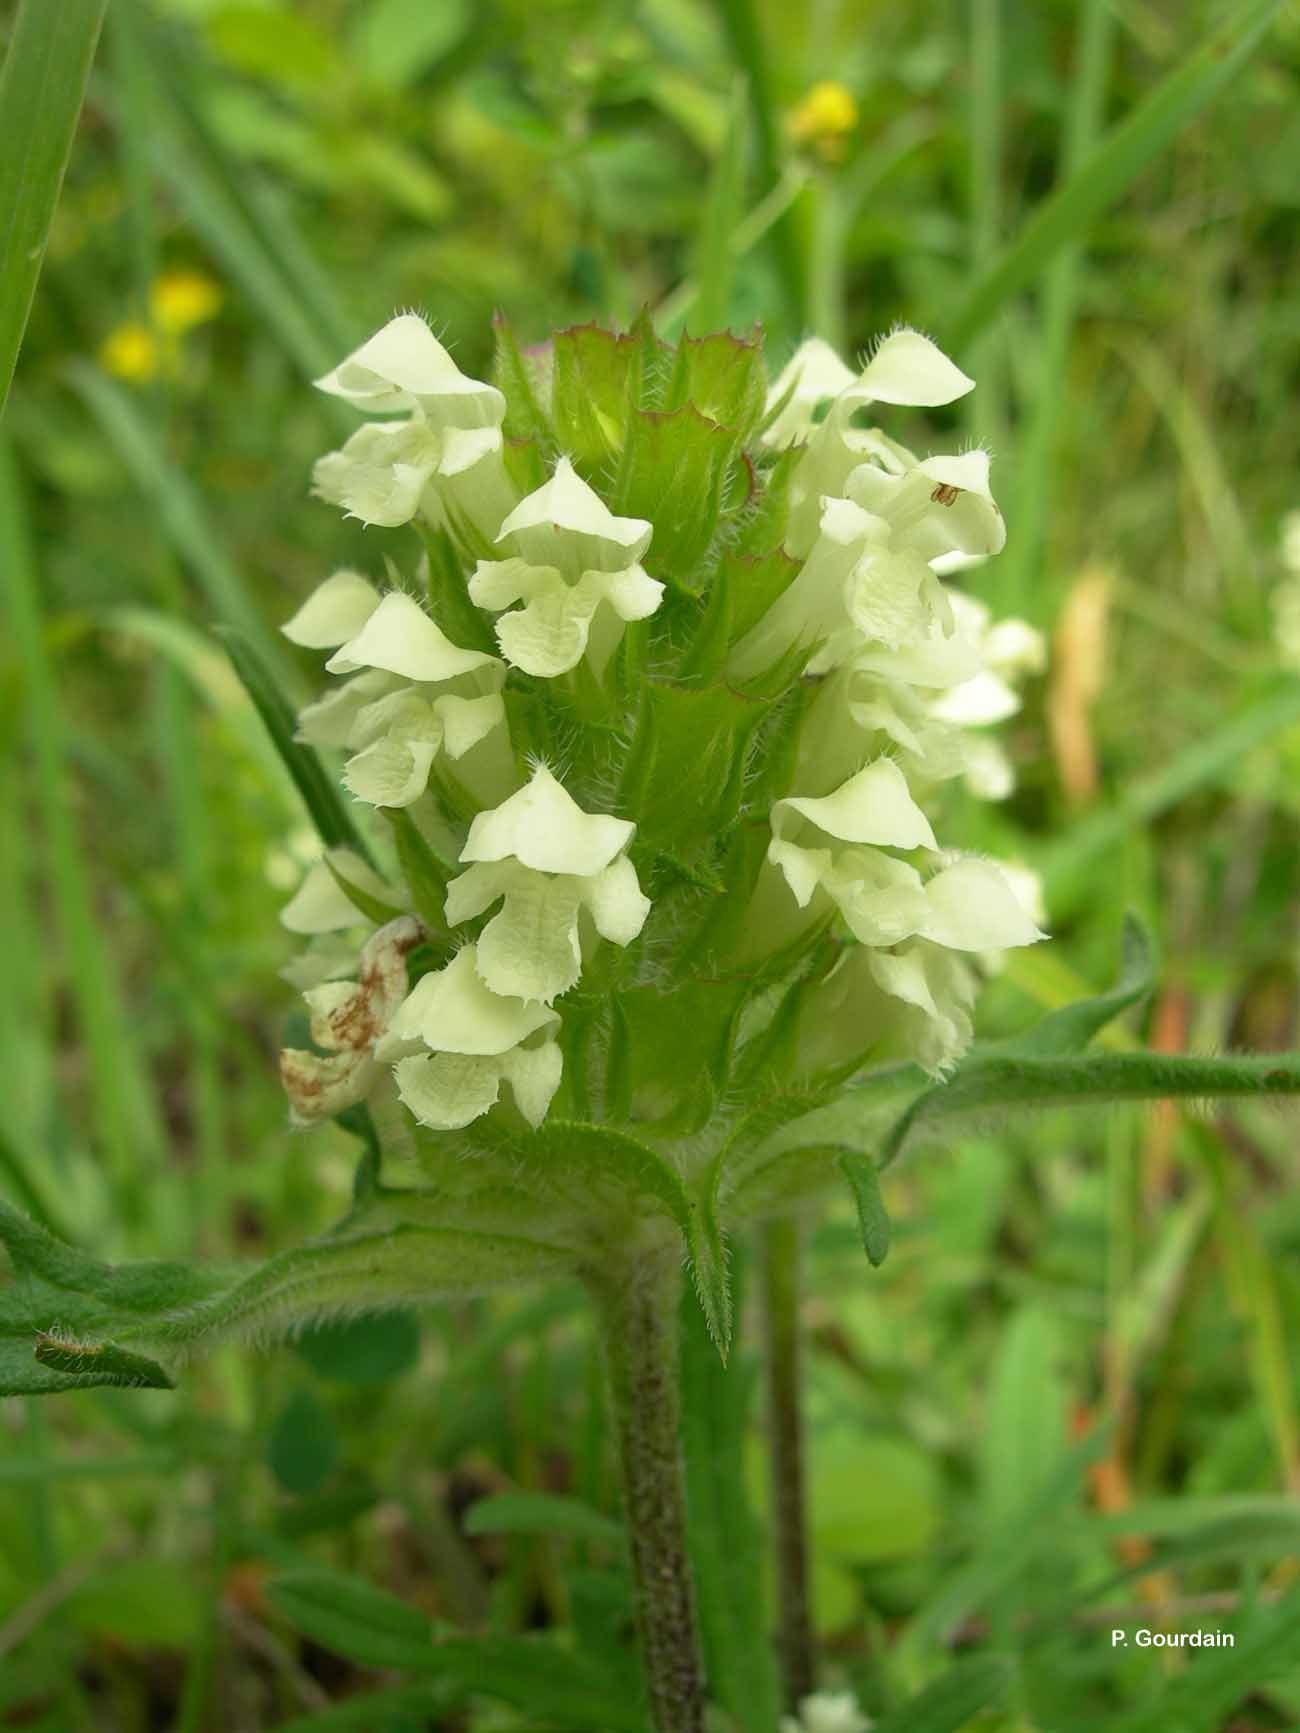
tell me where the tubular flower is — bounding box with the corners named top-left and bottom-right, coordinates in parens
top-left (312, 313), bottom-right (513, 532)
top-left (283, 577), bottom-right (509, 812)
top-left (469, 457), bottom-right (663, 678)
top-left (380, 946), bottom-right (563, 1131)
top-left (446, 764), bottom-right (650, 1003)
top-left (275, 310), bottom-right (1046, 1186)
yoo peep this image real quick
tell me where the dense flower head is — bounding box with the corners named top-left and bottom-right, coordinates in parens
top-left (277, 311), bottom-right (1045, 1195)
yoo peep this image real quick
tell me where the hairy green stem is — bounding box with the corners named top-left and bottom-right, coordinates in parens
top-left (589, 1242), bottom-right (706, 1733)
top-left (760, 1216), bottom-right (815, 1710)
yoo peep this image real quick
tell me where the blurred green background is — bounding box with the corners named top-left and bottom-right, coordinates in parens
top-left (3, 0), bottom-right (1300, 1727)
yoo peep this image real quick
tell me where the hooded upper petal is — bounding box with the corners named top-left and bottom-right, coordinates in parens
top-left (461, 764), bottom-right (635, 877)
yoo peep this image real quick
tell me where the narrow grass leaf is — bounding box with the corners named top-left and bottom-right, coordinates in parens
top-left (948, 0), bottom-right (1283, 346)
top-left (0, 0), bottom-right (108, 414)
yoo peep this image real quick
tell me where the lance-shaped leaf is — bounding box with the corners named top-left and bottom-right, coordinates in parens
top-left (881, 1052), bottom-right (1300, 1171)
top-left (0, 1197), bottom-right (576, 1396)
top-left (987, 912), bottom-right (1155, 1058)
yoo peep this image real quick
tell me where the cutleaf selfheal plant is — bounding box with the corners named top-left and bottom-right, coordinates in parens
top-left (8, 312), bottom-right (1300, 1733)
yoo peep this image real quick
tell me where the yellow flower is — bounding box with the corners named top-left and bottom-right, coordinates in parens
top-left (150, 268), bottom-right (222, 336)
top-left (788, 81), bottom-right (859, 161)
top-left (99, 322), bottom-right (160, 383)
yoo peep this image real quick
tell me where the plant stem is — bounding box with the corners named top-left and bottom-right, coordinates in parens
top-left (589, 1240), bottom-right (706, 1733)
top-left (760, 1215), bottom-right (815, 1710)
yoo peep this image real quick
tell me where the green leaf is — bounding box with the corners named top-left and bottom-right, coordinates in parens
top-left (349, 0), bottom-right (472, 87)
top-left (948, 0), bottom-right (1284, 345)
top-left (268, 1389), bottom-right (340, 1494)
top-left (220, 627), bottom-right (372, 861)
top-left (992, 912), bottom-right (1154, 1057)
top-left (881, 1051), bottom-right (1300, 1171)
top-left (31, 1334), bottom-right (174, 1392)
top-left (0, 0), bottom-right (107, 415)
top-left (872, 1655), bottom-right (1013, 1733)
top-left (1110, 1585), bottom-right (1300, 1733)
top-left (384, 807), bottom-right (451, 931)
top-left (838, 1148), bottom-right (891, 1267)
top-left (294, 1311), bottom-right (421, 1385)
top-left (463, 1490), bottom-right (623, 1546)
top-left (678, 1273), bottom-right (782, 1733)
top-left (1, 1195), bottom-right (576, 1397)
top-left (268, 1568), bottom-right (437, 1671)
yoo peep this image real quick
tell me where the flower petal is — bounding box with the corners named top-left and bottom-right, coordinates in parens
top-left (762, 337), bottom-right (857, 450)
top-left (435, 692), bottom-right (506, 759)
top-left (385, 946), bottom-right (556, 1056)
top-left (499, 1038), bottom-right (563, 1128)
top-left (394, 1051), bottom-right (503, 1129)
top-left (312, 421), bottom-right (439, 527)
top-left (476, 872), bottom-right (584, 1002)
top-left (314, 314), bottom-right (505, 428)
top-left (295, 671), bottom-right (402, 748)
top-left (920, 857), bottom-right (1045, 950)
top-left (280, 852), bottom-right (383, 935)
top-left (327, 591), bottom-right (499, 681)
top-left (343, 733), bottom-right (439, 808)
top-left (774, 759), bottom-right (937, 852)
top-left (582, 856), bottom-right (650, 946)
top-left (282, 571), bottom-right (380, 648)
top-left (461, 764), bottom-right (635, 877)
top-left (844, 328), bottom-right (974, 408)
top-left (496, 457), bottom-right (652, 569)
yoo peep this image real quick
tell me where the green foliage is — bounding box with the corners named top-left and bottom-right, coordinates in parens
top-left (0, 0), bottom-right (107, 413)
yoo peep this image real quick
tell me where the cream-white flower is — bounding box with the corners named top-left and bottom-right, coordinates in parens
top-left (312, 314), bottom-right (509, 530)
top-left (447, 765), bottom-right (650, 1002)
top-left (326, 591), bottom-right (499, 682)
top-left (781, 1689), bottom-right (873, 1733)
top-left (315, 313), bottom-right (505, 426)
top-left (768, 764), bottom-right (1042, 966)
top-left (381, 945), bottom-right (562, 1131)
top-left (279, 849), bottom-right (398, 935)
top-left (729, 495), bottom-right (956, 681)
top-left (281, 570), bottom-right (381, 649)
top-left (470, 458), bottom-right (662, 677)
top-left (343, 688), bottom-right (506, 810)
top-left (762, 337), bottom-right (857, 451)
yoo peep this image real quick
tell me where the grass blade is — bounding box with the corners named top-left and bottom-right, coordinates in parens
top-left (0, 444), bottom-right (168, 1221)
top-left (0, 0), bottom-right (108, 415)
top-left (947, 0), bottom-right (1282, 347)
top-left (995, 0), bottom-right (1113, 616)
top-left (1039, 677), bottom-right (1300, 892)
